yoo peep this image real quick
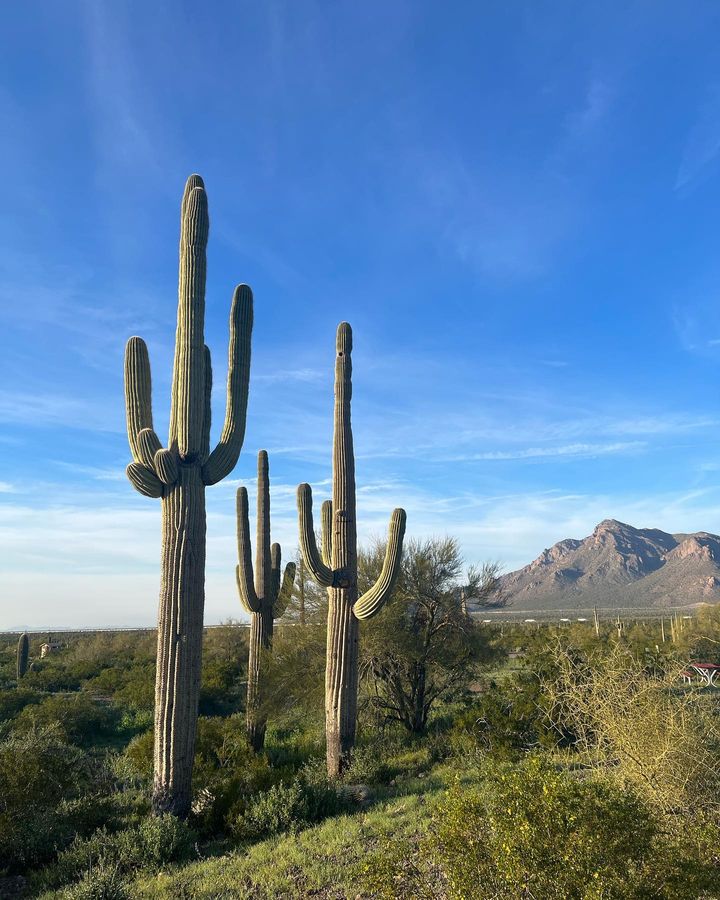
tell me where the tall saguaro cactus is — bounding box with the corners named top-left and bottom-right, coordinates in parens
top-left (297, 323), bottom-right (406, 777)
top-left (124, 175), bottom-right (253, 817)
top-left (16, 632), bottom-right (29, 680)
top-left (236, 451), bottom-right (295, 751)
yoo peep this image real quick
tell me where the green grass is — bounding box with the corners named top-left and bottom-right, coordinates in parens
top-left (81, 772), bottom-right (447, 900)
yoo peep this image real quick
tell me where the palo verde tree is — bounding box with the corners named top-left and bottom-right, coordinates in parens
top-left (361, 537), bottom-right (501, 734)
top-left (297, 322), bottom-right (406, 777)
top-left (236, 450), bottom-right (295, 751)
top-left (123, 174), bottom-right (252, 816)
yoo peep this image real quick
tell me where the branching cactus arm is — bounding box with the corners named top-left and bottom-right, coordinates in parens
top-left (201, 345), bottom-right (212, 462)
top-left (236, 487), bottom-right (260, 614)
top-left (125, 337), bottom-right (155, 464)
top-left (270, 542), bottom-right (282, 602)
top-left (273, 561), bottom-right (297, 618)
top-left (126, 462), bottom-right (164, 498)
top-left (321, 500), bottom-right (333, 567)
top-left (202, 286), bottom-right (253, 485)
top-left (354, 509), bottom-right (407, 620)
top-left (297, 483), bottom-right (334, 586)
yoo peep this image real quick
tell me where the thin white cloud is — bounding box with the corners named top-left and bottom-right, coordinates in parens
top-left (676, 84), bottom-right (720, 192)
top-left (456, 441), bottom-right (645, 461)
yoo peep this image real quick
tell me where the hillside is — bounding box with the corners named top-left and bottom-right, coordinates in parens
top-left (498, 519), bottom-right (720, 610)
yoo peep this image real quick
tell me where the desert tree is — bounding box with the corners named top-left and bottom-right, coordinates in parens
top-left (361, 537), bottom-right (502, 734)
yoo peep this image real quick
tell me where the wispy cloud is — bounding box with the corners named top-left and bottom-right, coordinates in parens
top-left (0, 390), bottom-right (122, 432)
top-left (454, 441), bottom-right (645, 461)
top-left (675, 84), bottom-right (720, 193)
top-left (408, 75), bottom-right (614, 280)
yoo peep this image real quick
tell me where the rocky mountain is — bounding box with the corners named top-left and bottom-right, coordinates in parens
top-left (498, 519), bottom-right (720, 610)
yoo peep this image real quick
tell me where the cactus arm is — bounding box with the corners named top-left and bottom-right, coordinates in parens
top-left (321, 500), bottom-right (333, 567)
top-left (354, 508), bottom-right (407, 620)
top-left (202, 285), bottom-right (253, 485)
top-left (255, 451), bottom-right (272, 603)
top-left (297, 483), bottom-right (334, 586)
top-left (126, 462), bottom-right (164, 498)
top-left (273, 561), bottom-right (296, 618)
top-left (137, 428), bottom-right (164, 471)
top-left (236, 487), bottom-right (260, 613)
top-left (201, 345), bottom-right (212, 463)
top-left (270, 541), bottom-right (282, 604)
top-left (169, 183), bottom-right (209, 461)
top-left (154, 449), bottom-right (179, 485)
top-left (124, 336), bottom-right (154, 463)
top-left (235, 566), bottom-right (257, 615)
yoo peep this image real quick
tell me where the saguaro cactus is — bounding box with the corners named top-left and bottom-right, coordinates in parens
top-left (16, 632), bottom-right (29, 680)
top-left (236, 451), bottom-right (295, 751)
top-left (123, 175), bottom-right (253, 816)
top-left (297, 323), bottom-right (406, 777)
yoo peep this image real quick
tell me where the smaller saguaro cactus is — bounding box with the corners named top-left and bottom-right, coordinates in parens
top-left (297, 322), bottom-right (407, 776)
top-left (17, 632), bottom-right (29, 680)
top-left (236, 450), bottom-right (296, 751)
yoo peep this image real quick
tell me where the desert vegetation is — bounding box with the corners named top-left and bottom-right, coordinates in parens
top-left (3, 175), bottom-right (720, 900)
top-left (2, 604), bottom-right (720, 898)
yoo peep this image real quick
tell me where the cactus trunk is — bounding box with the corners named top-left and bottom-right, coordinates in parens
top-left (124, 175), bottom-right (252, 817)
top-left (297, 323), bottom-right (407, 778)
top-left (236, 452), bottom-right (295, 752)
top-left (16, 632), bottom-right (29, 680)
top-left (326, 588), bottom-right (360, 773)
top-left (246, 606), bottom-right (274, 751)
top-left (326, 322), bottom-right (358, 775)
top-left (153, 466), bottom-right (206, 815)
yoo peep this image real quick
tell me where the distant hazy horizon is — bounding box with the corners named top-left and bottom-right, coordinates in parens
top-left (4, 3), bottom-right (720, 628)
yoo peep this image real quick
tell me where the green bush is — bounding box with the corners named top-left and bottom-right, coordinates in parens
top-left (0, 726), bottom-right (95, 872)
top-left (362, 756), bottom-right (719, 899)
top-left (44, 815), bottom-right (196, 891)
top-left (0, 686), bottom-right (43, 729)
top-left (62, 860), bottom-right (130, 900)
top-left (448, 675), bottom-right (559, 757)
top-left (11, 692), bottom-right (119, 746)
top-left (231, 773), bottom-right (351, 841)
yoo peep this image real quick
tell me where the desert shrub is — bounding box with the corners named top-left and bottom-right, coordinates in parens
top-left (342, 743), bottom-right (394, 785)
top-left (0, 686), bottom-right (43, 730)
top-left (0, 726), bottom-right (95, 872)
top-left (43, 815), bottom-right (196, 891)
top-left (231, 772), bottom-right (350, 841)
top-left (447, 673), bottom-right (559, 758)
top-left (23, 662), bottom-right (84, 693)
top-left (62, 860), bottom-right (130, 900)
top-left (190, 715), bottom-right (280, 833)
top-left (11, 692), bottom-right (119, 746)
top-left (362, 756), bottom-right (718, 899)
top-left (545, 642), bottom-right (720, 814)
top-left (122, 729), bottom-right (154, 783)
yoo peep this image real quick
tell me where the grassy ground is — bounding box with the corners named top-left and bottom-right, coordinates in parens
top-left (45, 771), bottom-right (449, 900)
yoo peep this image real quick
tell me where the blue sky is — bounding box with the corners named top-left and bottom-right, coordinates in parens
top-left (4, 1), bottom-right (720, 627)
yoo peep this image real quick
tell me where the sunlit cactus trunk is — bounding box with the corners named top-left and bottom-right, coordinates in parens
top-left (236, 451), bottom-right (295, 751)
top-left (297, 323), bottom-right (407, 777)
top-left (124, 175), bottom-right (252, 817)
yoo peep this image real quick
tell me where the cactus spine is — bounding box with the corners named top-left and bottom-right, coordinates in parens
top-left (123, 175), bottom-right (253, 816)
top-left (297, 323), bottom-right (406, 777)
top-left (16, 632), bottom-right (28, 680)
top-left (236, 451), bottom-right (296, 751)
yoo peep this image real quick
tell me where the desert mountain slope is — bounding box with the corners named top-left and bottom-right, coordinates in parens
top-left (498, 519), bottom-right (720, 610)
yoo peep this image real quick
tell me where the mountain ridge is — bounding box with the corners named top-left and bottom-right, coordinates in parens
top-left (497, 519), bottom-right (720, 610)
